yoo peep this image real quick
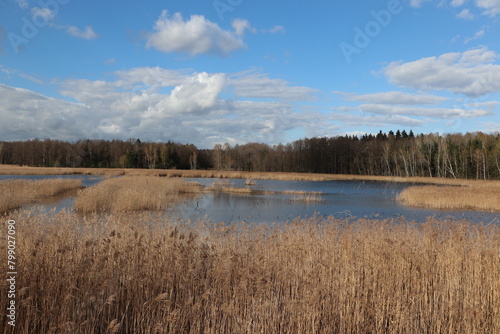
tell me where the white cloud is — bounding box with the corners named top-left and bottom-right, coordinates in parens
top-left (481, 121), bottom-right (500, 133)
top-left (456, 8), bottom-right (475, 19)
top-left (476, 0), bottom-right (500, 16)
top-left (335, 91), bottom-right (449, 105)
top-left (329, 112), bottom-right (426, 127)
top-left (0, 84), bottom-right (91, 141)
top-left (30, 67), bottom-right (320, 146)
top-left (31, 7), bottom-right (56, 21)
top-left (229, 71), bottom-right (317, 101)
top-left (464, 28), bottom-right (485, 43)
top-left (231, 19), bottom-right (255, 36)
top-left (358, 104), bottom-right (492, 118)
top-left (16, 0), bottom-right (28, 9)
top-left (114, 67), bottom-right (189, 89)
top-left (382, 47), bottom-right (500, 97)
top-left (148, 72), bottom-right (226, 117)
top-left (0, 66), bottom-right (44, 84)
top-left (409, 0), bottom-right (431, 7)
top-left (263, 25), bottom-right (286, 34)
top-left (66, 26), bottom-right (98, 40)
top-left (412, 0), bottom-right (500, 16)
top-left (451, 0), bottom-right (468, 6)
top-left (146, 11), bottom-right (245, 56)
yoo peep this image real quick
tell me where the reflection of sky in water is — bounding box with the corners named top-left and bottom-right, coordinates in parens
top-left (4, 176), bottom-right (499, 225)
top-left (174, 179), bottom-right (500, 225)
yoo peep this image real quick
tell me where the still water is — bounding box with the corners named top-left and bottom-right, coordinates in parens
top-left (172, 179), bottom-right (500, 224)
top-left (2, 175), bottom-right (498, 224)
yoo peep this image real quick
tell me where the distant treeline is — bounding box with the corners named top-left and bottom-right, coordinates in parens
top-left (1, 130), bottom-right (500, 179)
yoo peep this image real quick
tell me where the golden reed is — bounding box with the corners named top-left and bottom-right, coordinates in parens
top-left (0, 178), bottom-right (82, 213)
top-left (1, 210), bottom-right (499, 333)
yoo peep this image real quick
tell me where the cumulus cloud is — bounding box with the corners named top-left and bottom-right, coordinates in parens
top-left (0, 67), bottom-right (324, 147)
top-left (146, 11), bottom-right (246, 56)
top-left (231, 19), bottom-right (256, 36)
top-left (0, 84), bottom-right (91, 141)
top-left (147, 72), bottom-right (226, 117)
top-left (382, 47), bottom-right (500, 97)
top-left (66, 26), bottom-right (98, 40)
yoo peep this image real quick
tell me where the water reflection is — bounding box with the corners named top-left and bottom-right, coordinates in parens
top-left (4, 175), bottom-right (498, 224)
top-left (172, 179), bottom-right (500, 224)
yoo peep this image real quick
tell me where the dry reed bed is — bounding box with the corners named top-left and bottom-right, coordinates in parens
top-left (74, 176), bottom-right (201, 213)
top-left (0, 165), bottom-right (486, 185)
top-left (0, 178), bottom-right (82, 213)
top-left (206, 180), bottom-right (323, 197)
top-left (399, 182), bottom-right (500, 212)
top-left (75, 178), bottom-right (325, 213)
top-left (1, 210), bottom-right (499, 333)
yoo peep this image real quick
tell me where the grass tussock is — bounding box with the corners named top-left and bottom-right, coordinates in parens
top-left (206, 180), bottom-right (324, 198)
top-left (74, 176), bottom-right (201, 213)
top-left (2, 211), bottom-right (500, 333)
top-left (399, 183), bottom-right (500, 212)
top-left (0, 178), bottom-right (82, 213)
top-left (290, 194), bottom-right (325, 204)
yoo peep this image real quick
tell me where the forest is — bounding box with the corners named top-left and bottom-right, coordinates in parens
top-left (1, 130), bottom-right (500, 180)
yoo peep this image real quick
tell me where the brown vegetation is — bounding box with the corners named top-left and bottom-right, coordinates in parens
top-left (399, 181), bottom-right (500, 212)
top-left (73, 176), bottom-right (201, 213)
top-left (0, 164), bottom-right (482, 184)
top-left (2, 210), bottom-right (499, 333)
top-left (0, 178), bottom-right (82, 213)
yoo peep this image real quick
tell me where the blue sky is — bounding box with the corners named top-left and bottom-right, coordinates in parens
top-left (0, 0), bottom-right (499, 148)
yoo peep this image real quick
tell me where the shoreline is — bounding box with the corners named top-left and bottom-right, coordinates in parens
top-left (0, 164), bottom-right (492, 185)
top-left (2, 165), bottom-right (500, 212)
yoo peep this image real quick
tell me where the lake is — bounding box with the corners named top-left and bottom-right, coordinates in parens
top-left (172, 179), bottom-right (500, 224)
top-left (2, 175), bottom-right (498, 224)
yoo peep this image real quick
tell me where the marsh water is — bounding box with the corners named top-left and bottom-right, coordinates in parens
top-left (173, 178), bottom-right (499, 224)
top-left (2, 175), bottom-right (499, 224)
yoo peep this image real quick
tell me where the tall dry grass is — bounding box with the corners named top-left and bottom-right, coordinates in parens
top-left (399, 183), bottom-right (500, 212)
top-left (206, 180), bottom-right (324, 199)
top-left (0, 178), bottom-right (82, 213)
top-left (2, 210), bottom-right (499, 333)
top-left (73, 176), bottom-right (201, 213)
top-left (0, 164), bottom-right (489, 185)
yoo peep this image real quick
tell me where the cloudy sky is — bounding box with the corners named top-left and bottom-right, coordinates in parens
top-left (0, 0), bottom-right (499, 148)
